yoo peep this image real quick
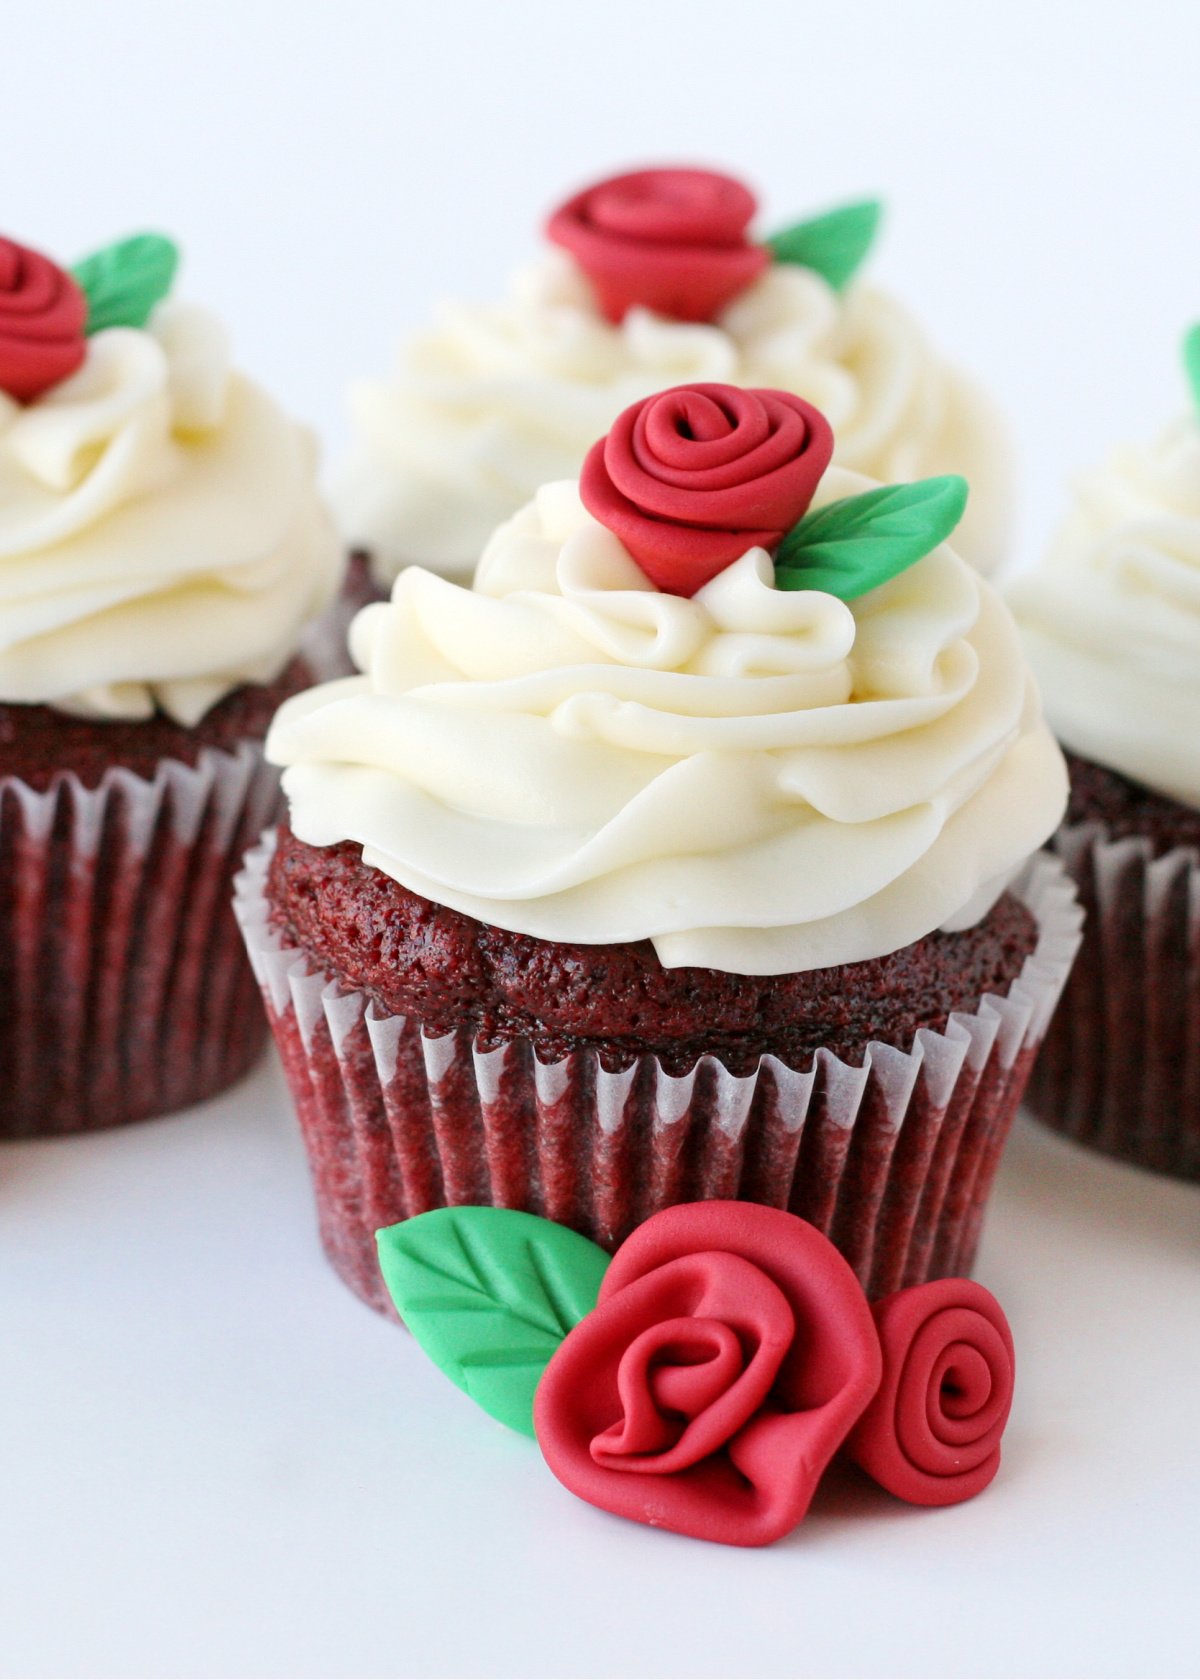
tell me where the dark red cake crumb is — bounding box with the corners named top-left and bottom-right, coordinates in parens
top-left (300, 551), bottom-right (386, 682)
top-left (1065, 750), bottom-right (1200, 855)
top-left (0, 657), bottom-right (313, 792)
top-left (266, 824), bottom-right (1038, 1077)
top-left (347, 547), bottom-right (389, 607)
top-left (0, 663), bottom-right (313, 1137)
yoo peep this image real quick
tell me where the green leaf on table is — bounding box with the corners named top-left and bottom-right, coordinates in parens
top-left (73, 232), bottom-right (179, 333)
top-left (376, 1206), bottom-right (611, 1438)
top-left (774, 475), bottom-right (969, 600)
top-left (764, 198), bottom-right (883, 291)
top-left (1182, 322), bottom-right (1200, 413)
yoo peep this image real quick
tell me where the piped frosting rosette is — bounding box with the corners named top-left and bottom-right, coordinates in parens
top-left (335, 166), bottom-right (1010, 583)
top-left (0, 233), bottom-right (341, 724)
top-left (272, 384), bottom-right (1062, 977)
top-left (1008, 407), bottom-right (1200, 810)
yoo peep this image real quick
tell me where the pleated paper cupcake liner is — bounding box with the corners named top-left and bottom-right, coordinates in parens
top-left (0, 745), bottom-right (282, 1138)
top-left (1025, 822), bottom-right (1200, 1180)
top-left (235, 837), bottom-right (1082, 1315)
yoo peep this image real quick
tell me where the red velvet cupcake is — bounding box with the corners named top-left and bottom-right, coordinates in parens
top-left (243, 383), bottom-right (1078, 1313)
top-left (1010, 342), bottom-right (1200, 1181)
top-left (0, 231), bottom-right (342, 1136)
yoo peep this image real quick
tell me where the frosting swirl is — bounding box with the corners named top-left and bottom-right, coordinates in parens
top-left (269, 466), bottom-right (1064, 975)
top-left (336, 254), bottom-right (1009, 585)
top-left (0, 301), bottom-right (341, 724)
top-left (1008, 414), bottom-right (1200, 811)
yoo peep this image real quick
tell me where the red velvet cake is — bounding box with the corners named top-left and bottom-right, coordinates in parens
top-left (0, 659), bottom-right (309, 793)
top-left (0, 664), bottom-right (313, 1138)
top-left (246, 381), bottom-right (1079, 1314)
top-left (1009, 334), bottom-right (1200, 1184)
top-left (0, 228), bottom-right (342, 1136)
top-left (1064, 751), bottom-right (1200, 854)
top-left (1024, 753), bottom-right (1200, 1181)
top-left (267, 825), bottom-right (1039, 1075)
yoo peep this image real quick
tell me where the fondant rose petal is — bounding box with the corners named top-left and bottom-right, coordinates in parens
top-left (534, 1202), bottom-right (883, 1546)
top-left (546, 168), bottom-right (769, 324)
top-left (0, 238), bottom-right (88, 403)
top-left (845, 1278), bottom-right (1015, 1507)
top-left (580, 383), bottom-right (833, 596)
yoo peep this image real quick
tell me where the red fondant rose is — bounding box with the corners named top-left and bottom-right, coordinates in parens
top-left (580, 382), bottom-right (834, 595)
top-left (0, 237), bottom-right (88, 403)
top-left (533, 1202), bottom-right (882, 1547)
top-left (846, 1278), bottom-right (1015, 1507)
top-left (546, 167), bottom-right (769, 325)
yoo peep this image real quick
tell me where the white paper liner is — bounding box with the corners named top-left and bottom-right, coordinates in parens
top-left (1026, 820), bottom-right (1200, 1179)
top-left (235, 836), bottom-right (1082, 1313)
top-left (0, 744), bottom-right (281, 1136)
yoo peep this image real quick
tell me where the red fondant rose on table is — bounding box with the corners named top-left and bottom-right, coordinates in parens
top-left (376, 1202), bottom-right (1018, 1548)
top-left (0, 237), bottom-right (88, 403)
top-left (547, 167), bottom-right (769, 325)
top-left (533, 1202), bottom-right (882, 1546)
top-left (846, 1278), bottom-right (1016, 1507)
top-left (581, 383), bottom-right (833, 596)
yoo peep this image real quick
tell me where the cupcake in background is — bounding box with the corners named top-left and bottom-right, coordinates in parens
top-left (0, 231), bottom-right (342, 1137)
top-left (238, 381), bottom-right (1078, 1317)
top-left (1009, 327), bottom-right (1200, 1181)
top-left (334, 166), bottom-right (1012, 598)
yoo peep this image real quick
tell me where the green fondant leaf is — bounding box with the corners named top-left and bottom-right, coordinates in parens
top-left (1182, 323), bottom-right (1200, 413)
top-left (764, 198), bottom-right (883, 291)
top-left (73, 233), bottom-right (179, 333)
top-left (774, 475), bottom-right (969, 600)
top-left (376, 1206), bottom-right (610, 1438)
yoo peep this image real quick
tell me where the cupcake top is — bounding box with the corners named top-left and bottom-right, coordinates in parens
top-left (0, 232), bottom-right (341, 726)
top-left (270, 383), bottom-right (1064, 976)
top-left (335, 166), bottom-right (1010, 586)
top-left (1008, 328), bottom-right (1200, 811)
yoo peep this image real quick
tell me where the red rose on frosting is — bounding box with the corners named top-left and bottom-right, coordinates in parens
top-left (533, 1201), bottom-right (882, 1547)
top-left (580, 382), bottom-right (834, 596)
top-left (0, 237), bottom-right (88, 403)
top-left (845, 1278), bottom-right (1016, 1507)
top-left (546, 167), bottom-right (769, 325)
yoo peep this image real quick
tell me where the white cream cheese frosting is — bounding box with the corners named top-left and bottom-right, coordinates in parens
top-left (335, 253), bottom-right (1010, 587)
top-left (1009, 414), bottom-right (1200, 811)
top-left (0, 300), bottom-right (342, 725)
top-left (270, 466), bottom-right (1064, 975)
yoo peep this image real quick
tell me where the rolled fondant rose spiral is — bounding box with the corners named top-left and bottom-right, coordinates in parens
top-left (534, 1202), bottom-right (882, 1546)
top-left (0, 237), bottom-right (88, 403)
top-left (845, 1278), bottom-right (1016, 1507)
top-left (546, 167), bottom-right (769, 325)
top-left (580, 382), bottom-right (834, 595)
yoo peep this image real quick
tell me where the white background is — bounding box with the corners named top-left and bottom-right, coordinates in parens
top-left (3, 2), bottom-right (1200, 1676)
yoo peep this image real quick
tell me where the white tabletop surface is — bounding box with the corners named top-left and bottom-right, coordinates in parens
top-left (2, 1055), bottom-right (1197, 1680)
